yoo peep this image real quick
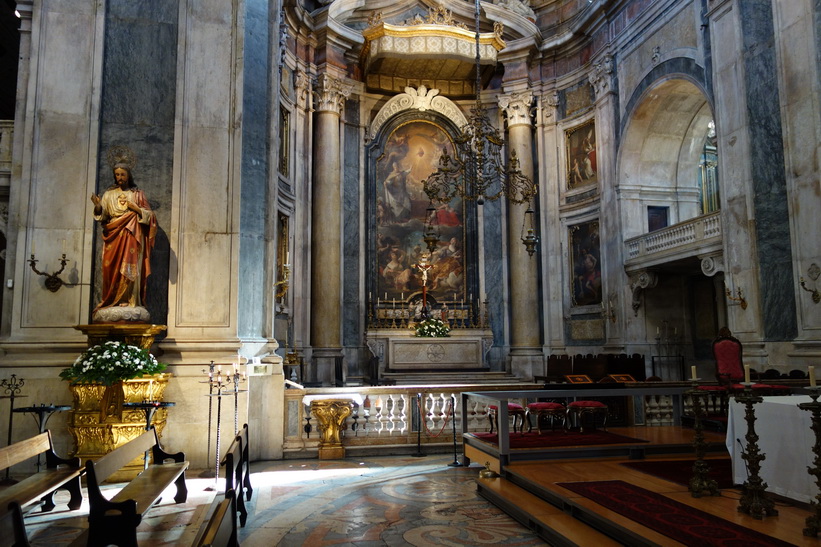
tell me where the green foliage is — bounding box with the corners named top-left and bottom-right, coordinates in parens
top-left (415, 317), bottom-right (451, 337)
top-left (59, 341), bottom-right (166, 386)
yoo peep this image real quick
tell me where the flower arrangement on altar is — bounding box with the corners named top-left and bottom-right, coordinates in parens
top-left (59, 341), bottom-right (166, 385)
top-left (414, 317), bottom-right (450, 338)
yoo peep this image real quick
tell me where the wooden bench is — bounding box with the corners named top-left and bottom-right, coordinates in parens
top-left (221, 424), bottom-right (253, 527)
top-left (237, 424), bottom-right (253, 503)
top-left (0, 430), bottom-right (83, 513)
top-left (192, 489), bottom-right (238, 547)
top-left (0, 501), bottom-right (30, 547)
top-left (84, 427), bottom-right (189, 547)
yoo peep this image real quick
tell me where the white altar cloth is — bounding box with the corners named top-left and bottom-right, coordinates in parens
top-left (726, 395), bottom-right (818, 503)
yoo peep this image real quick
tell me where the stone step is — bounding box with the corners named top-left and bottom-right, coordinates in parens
top-left (476, 475), bottom-right (621, 547)
top-left (379, 371), bottom-right (527, 386)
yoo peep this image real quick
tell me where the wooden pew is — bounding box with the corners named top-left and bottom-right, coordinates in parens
top-left (237, 424), bottom-right (253, 502)
top-left (192, 489), bottom-right (238, 547)
top-left (0, 501), bottom-right (30, 547)
top-left (221, 435), bottom-right (247, 527)
top-left (0, 430), bottom-right (83, 513)
top-left (83, 427), bottom-right (188, 547)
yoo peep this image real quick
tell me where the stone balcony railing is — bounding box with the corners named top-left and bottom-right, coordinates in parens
top-left (624, 212), bottom-right (722, 272)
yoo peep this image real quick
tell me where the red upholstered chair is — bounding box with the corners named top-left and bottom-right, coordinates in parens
top-left (566, 400), bottom-right (608, 432)
top-left (526, 402), bottom-right (566, 434)
top-left (711, 334), bottom-right (790, 394)
top-left (487, 403), bottom-right (526, 434)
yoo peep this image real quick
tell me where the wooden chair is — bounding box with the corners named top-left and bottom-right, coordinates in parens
top-left (487, 403), bottom-right (526, 434)
top-left (526, 402), bottom-right (566, 433)
top-left (566, 400), bottom-right (608, 432)
top-left (711, 334), bottom-right (790, 394)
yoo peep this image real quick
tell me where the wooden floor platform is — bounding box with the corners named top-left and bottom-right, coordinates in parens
top-left (473, 426), bottom-right (817, 546)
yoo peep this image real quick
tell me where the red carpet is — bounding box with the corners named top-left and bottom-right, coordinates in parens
top-left (556, 480), bottom-right (795, 546)
top-left (470, 430), bottom-right (648, 449)
top-left (620, 458), bottom-right (735, 489)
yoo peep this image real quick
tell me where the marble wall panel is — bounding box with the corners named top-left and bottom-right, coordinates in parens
top-left (35, 12), bottom-right (96, 116)
top-left (177, 130), bottom-right (232, 233)
top-left (183, 23), bottom-right (235, 129)
top-left (177, 232), bottom-right (232, 325)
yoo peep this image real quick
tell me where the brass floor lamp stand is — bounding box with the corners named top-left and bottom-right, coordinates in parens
top-left (687, 382), bottom-right (719, 497)
top-left (735, 384), bottom-right (778, 519)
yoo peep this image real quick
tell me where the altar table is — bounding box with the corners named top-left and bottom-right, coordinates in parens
top-left (726, 395), bottom-right (818, 503)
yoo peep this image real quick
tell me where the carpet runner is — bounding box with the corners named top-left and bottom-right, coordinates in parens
top-left (470, 430), bottom-right (648, 449)
top-left (620, 458), bottom-right (735, 489)
top-left (556, 480), bottom-right (795, 546)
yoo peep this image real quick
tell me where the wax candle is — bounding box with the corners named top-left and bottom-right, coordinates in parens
top-left (656, 326), bottom-right (660, 335)
top-left (691, 366), bottom-right (697, 381)
top-left (744, 364), bottom-right (750, 384)
top-left (810, 366), bottom-right (816, 387)
top-left (286, 251), bottom-right (290, 264)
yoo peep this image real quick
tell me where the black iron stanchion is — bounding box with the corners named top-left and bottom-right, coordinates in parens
top-left (735, 383), bottom-right (778, 519)
top-left (199, 361), bottom-right (216, 478)
top-left (686, 380), bottom-right (718, 497)
top-left (205, 384), bottom-right (224, 492)
top-left (412, 393), bottom-right (425, 457)
top-left (798, 386), bottom-right (821, 536)
top-left (1, 374), bottom-right (26, 485)
top-left (448, 395), bottom-right (463, 467)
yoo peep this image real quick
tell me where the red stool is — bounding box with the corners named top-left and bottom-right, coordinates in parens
top-left (567, 400), bottom-right (608, 432)
top-left (526, 402), bottom-right (566, 433)
top-left (488, 403), bottom-right (526, 433)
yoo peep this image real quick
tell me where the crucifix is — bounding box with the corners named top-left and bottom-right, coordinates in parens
top-left (415, 253), bottom-right (434, 319)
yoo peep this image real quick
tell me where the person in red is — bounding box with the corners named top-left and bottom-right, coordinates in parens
top-left (90, 163), bottom-right (157, 319)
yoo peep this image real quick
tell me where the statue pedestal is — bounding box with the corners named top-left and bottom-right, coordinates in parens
top-left (75, 323), bottom-right (167, 350)
top-left (304, 394), bottom-right (362, 460)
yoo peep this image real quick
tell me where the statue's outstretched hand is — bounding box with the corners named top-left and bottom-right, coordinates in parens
top-left (90, 193), bottom-right (101, 206)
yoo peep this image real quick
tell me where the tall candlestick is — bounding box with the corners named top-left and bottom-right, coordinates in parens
top-left (810, 366), bottom-right (816, 387)
top-left (744, 364), bottom-right (751, 384)
top-left (691, 365), bottom-right (697, 381)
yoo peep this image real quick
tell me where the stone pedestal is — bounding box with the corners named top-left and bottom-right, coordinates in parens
top-left (74, 323), bottom-right (167, 350)
top-left (310, 399), bottom-right (354, 460)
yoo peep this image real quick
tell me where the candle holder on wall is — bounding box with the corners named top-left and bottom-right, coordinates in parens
top-left (724, 284), bottom-right (747, 310)
top-left (800, 265), bottom-right (821, 304)
top-left (28, 253), bottom-right (70, 292)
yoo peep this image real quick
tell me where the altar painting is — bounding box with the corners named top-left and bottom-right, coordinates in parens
top-left (376, 121), bottom-right (465, 304)
top-left (569, 221), bottom-right (602, 307)
top-left (566, 119), bottom-right (597, 189)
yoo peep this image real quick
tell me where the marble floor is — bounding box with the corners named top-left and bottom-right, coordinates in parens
top-left (20, 454), bottom-right (547, 546)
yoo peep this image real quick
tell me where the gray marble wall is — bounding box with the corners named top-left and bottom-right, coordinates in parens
top-left (238, 0), bottom-right (272, 340)
top-left (342, 99), bottom-right (361, 350)
top-left (96, 1), bottom-right (179, 327)
top-left (740, 0), bottom-right (796, 340)
top-left (483, 199), bottom-right (506, 370)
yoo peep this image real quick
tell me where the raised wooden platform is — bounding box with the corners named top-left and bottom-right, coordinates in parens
top-left (473, 427), bottom-right (817, 546)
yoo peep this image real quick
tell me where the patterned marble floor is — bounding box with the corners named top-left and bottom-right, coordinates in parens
top-left (19, 454), bottom-right (547, 546)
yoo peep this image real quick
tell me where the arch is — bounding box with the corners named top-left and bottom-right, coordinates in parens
top-left (367, 86), bottom-right (468, 141)
top-left (618, 76), bottom-right (715, 238)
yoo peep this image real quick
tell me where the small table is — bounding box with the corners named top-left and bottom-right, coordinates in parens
top-left (13, 404), bottom-right (70, 472)
top-left (123, 401), bottom-right (176, 469)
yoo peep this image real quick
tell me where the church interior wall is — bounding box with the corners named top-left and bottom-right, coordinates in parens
top-left (1, 0), bottom-right (821, 463)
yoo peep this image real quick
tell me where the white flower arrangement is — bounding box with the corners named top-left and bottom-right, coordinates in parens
top-left (415, 317), bottom-right (450, 338)
top-left (59, 341), bottom-right (166, 386)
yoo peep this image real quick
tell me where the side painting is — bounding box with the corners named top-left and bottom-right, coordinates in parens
top-left (376, 121), bottom-right (465, 302)
top-left (570, 221), bottom-right (602, 307)
top-left (566, 119), bottom-right (597, 190)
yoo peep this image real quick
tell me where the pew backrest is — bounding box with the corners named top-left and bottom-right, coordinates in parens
top-left (0, 432), bottom-right (51, 471)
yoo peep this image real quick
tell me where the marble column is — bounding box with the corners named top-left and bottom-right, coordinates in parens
top-left (310, 73), bottom-right (350, 382)
top-left (499, 90), bottom-right (542, 379)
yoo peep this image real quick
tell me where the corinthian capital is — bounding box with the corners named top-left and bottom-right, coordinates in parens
top-left (498, 90), bottom-right (534, 127)
top-left (313, 73), bottom-right (352, 115)
top-left (588, 54), bottom-right (614, 99)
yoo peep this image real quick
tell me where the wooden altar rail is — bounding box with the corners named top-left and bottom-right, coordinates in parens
top-left (461, 386), bottom-right (692, 468)
top-left (281, 384), bottom-right (689, 458)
